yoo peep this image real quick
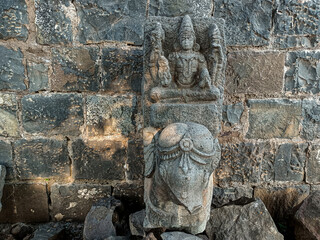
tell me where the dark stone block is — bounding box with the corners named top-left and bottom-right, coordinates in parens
top-left (213, 0), bottom-right (272, 46)
top-left (127, 139), bottom-right (144, 181)
top-left (35, 0), bottom-right (72, 44)
top-left (225, 51), bottom-right (285, 95)
top-left (86, 95), bottom-right (137, 137)
top-left (113, 183), bottom-right (144, 212)
top-left (302, 99), bottom-right (320, 140)
top-left (72, 139), bottom-right (126, 181)
top-left (222, 102), bottom-right (244, 125)
top-left (247, 99), bottom-right (301, 139)
top-left (274, 143), bottom-right (307, 182)
top-left (306, 144), bottom-right (320, 184)
top-left (273, 35), bottom-right (319, 49)
top-left (274, 0), bottom-right (320, 36)
top-left (51, 47), bottom-right (100, 92)
top-left (0, 46), bottom-right (26, 90)
top-left (74, 0), bottom-right (147, 45)
top-left (217, 142), bottom-right (273, 186)
top-left (0, 140), bottom-right (13, 180)
top-left (212, 186), bottom-right (253, 208)
top-left (0, 0), bottom-right (28, 41)
top-left (14, 139), bottom-right (69, 180)
top-left (22, 93), bottom-right (83, 135)
top-left (285, 51), bottom-right (320, 94)
top-left (0, 93), bottom-right (19, 137)
top-left (0, 183), bottom-right (49, 223)
top-left (101, 47), bottom-right (143, 93)
top-left (149, 0), bottom-right (213, 17)
top-left (27, 62), bottom-right (48, 92)
top-left (50, 183), bottom-right (112, 221)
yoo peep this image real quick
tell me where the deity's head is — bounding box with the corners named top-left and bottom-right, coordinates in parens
top-left (209, 24), bottom-right (222, 46)
top-left (179, 15), bottom-right (196, 50)
top-left (150, 22), bottom-right (165, 49)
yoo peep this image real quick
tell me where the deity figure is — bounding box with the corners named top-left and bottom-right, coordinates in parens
top-left (144, 122), bottom-right (220, 234)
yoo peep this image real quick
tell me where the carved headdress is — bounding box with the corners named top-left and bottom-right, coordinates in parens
top-left (179, 15), bottom-right (195, 38)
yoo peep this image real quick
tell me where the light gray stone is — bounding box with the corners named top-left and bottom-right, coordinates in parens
top-left (306, 144), bottom-right (320, 184)
top-left (0, 140), bottom-right (13, 179)
top-left (0, 166), bottom-right (6, 211)
top-left (27, 62), bottom-right (49, 92)
top-left (129, 210), bottom-right (146, 237)
top-left (161, 231), bottom-right (202, 240)
top-left (222, 102), bottom-right (244, 125)
top-left (0, 93), bottom-right (19, 138)
top-left (206, 199), bottom-right (284, 240)
top-left (302, 98), bottom-right (320, 140)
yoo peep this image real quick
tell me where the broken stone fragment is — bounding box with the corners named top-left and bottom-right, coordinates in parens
top-left (129, 209), bottom-right (147, 237)
top-left (161, 231), bottom-right (202, 240)
top-left (0, 165), bottom-right (6, 212)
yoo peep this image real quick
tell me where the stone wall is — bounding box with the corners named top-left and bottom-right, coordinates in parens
top-left (0, 0), bottom-right (319, 227)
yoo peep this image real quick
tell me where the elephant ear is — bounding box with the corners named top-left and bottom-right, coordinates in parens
top-left (143, 127), bottom-right (160, 177)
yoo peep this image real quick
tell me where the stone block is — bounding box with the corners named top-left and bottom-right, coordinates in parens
top-left (302, 99), bottom-right (320, 140)
top-left (306, 144), bottom-right (320, 184)
top-left (217, 142), bottom-right (273, 186)
top-left (0, 140), bottom-right (13, 179)
top-left (127, 139), bottom-right (144, 181)
top-left (0, 166), bottom-right (6, 211)
top-left (27, 62), bottom-right (48, 92)
top-left (14, 139), bottom-right (69, 180)
top-left (212, 186), bottom-right (253, 208)
top-left (74, 0), bottom-right (146, 45)
top-left (50, 183), bottom-right (112, 221)
top-left (0, 0), bottom-right (28, 41)
top-left (274, 0), bottom-right (320, 36)
top-left (149, 103), bottom-right (221, 137)
top-left (247, 99), bottom-right (301, 139)
top-left (0, 46), bottom-right (26, 90)
top-left (222, 102), bottom-right (244, 125)
top-left (35, 0), bottom-right (72, 44)
top-left (0, 183), bottom-right (49, 223)
top-left (86, 95), bottom-right (136, 137)
top-left (51, 47), bottom-right (100, 92)
top-left (274, 143), bottom-right (307, 182)
top-left (285, 51), bottom-right (320, 94)
top-left (225, 51), bottom-right (285, 95)
top-left (22, 94), bottom-right (83, 135)
top-left (0, 93), bottom-right (19, 137)
top-left (101, 47), bottom-right (143, 93)
top-left (149, 0), bottom-right (213, 17)
top-left (254, 185), bottom-right (310, 224)
top-left (161, 232), bottom-right (202, 240)
top-left (72, 139), bottom-right (126, 181)
top-left (213, 0), bottom-right (272, 46)
top-left (274, 35), bottom-right (319, 49)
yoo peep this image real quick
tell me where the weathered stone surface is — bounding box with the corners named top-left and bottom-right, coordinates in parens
top-left (254, 185), bottom-right (310, 230)
top-left (129, 210), bottom-right (146, 237)
top-left (274, 0), bottom-right (320, 37)
top-left (113, 183), bottom-right (144, 211)
top-left (0, 140), bottom-right (13, 179)
top-left (0, 93), bottom-right (19, 137)
top-left (206, 198), bottom-right (284, 240)
top-left (27, 62), bottom-right (49, 92)
top-left (14, 139), bottom-right (69, 180)
top-left (225, 51), bottom-right (285, 95)
top-left (247, 99), bottom-right (301, 139)
top-left (306, 144), bottom-right (320, 184)
top-left (22, 94), bottom-right (83, 135)
top-left (285, 51), bottom-right (320, 94)
top-left (31, 223), bottom-right (66, 240)
top-left (101, 47), bottom-right (143, 93)
top-left (214, 0), bottom-right (272, 46)
top-left (217, 142), bottom-right (273, 186)
top-left (72, 139), bottom-right (126, 181)
top-left (83, 197), bottom-right (121, 240)
top-left (274, 35), bottom-right (320, 49)
top-left (0, 0), bottom-right (28, 41)
top-left (127, 139), bottom-right (144, 181)
top-left (51, 47), bottom-right (100, 92)
top-left (149, 0), bottom-right (213, 17)
top-left (302, 99), bottom-right (320, 140)
top-left (10, 223), bottom-right (33, 239)
top-left (0, 166), bottom-right (6, 211)
top-left (74, 0), bottom-right (146, 45)
top-left (0, 183), bottom-right (49, 223)
top-left (50, 183), bottom-right (112, 221)
top-left (161, 232), bottom-right (202, 240)
top-left (274, 143), bottom-right (307, 182)
top-left (222, 102), bottom-right (244, 125)
top-left (35, 0), bottom-right (72, 44)
top-left (149, 103), bottom-right (221, 137)
top-left (295, 191), bottom-right (320, 240)
top-left (0, 46), bottom-right (25, 90)
top-left (212, 186), bottom-right (253, 208)
top-left (144, 123), bottom-right (220, 234)
top-left (86, 95), bottom-right (136, 137)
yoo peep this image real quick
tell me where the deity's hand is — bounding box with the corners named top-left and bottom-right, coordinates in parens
top-left (199, 68), bottom-right (211, 89)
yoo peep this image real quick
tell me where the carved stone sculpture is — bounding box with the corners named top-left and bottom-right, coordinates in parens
top-left (142, 15), bottom-right (226, 234)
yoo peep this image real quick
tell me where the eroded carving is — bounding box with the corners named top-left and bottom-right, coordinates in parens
top-left (144, 122), bottom-right (220, 234)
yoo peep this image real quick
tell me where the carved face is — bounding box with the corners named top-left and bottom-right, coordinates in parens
top-left (179, 32), bottom-right (195, 50)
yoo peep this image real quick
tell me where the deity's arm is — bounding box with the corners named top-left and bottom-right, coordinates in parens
top-left (168, 53), bottom-right (177, 82)
top-left (198, 54), bottom-right (211, 89)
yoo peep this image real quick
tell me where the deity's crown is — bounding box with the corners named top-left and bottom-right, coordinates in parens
top-left (179, 15), bottom-right (195, 37)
